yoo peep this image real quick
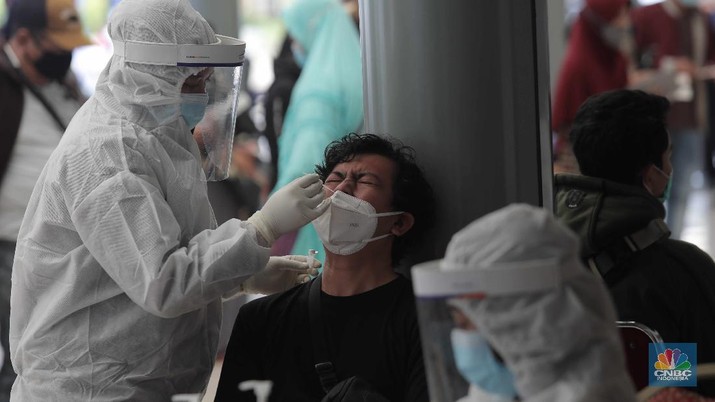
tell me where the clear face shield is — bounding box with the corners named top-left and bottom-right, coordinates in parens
top-left (192, 63), bottom-right (243, 180)
top-left (410, 258), bottom-right (566, 402)
top-left (113, 35), bottom-right (245, 181)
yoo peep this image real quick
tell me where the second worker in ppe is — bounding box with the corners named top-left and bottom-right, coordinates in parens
top-left (9, 0), bottom-right (327, 400)
top-left (412, 204), bottom-right (637, 402)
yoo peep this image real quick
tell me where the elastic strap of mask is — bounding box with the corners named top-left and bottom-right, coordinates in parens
top-left (642, 181), bottom-right (653, 193)
top-left (653, 164), bottom-right (671, 179)
top-left (360, 232), bottom-right (393, 244)
top-left (370, 210), bottom-right (404, 218)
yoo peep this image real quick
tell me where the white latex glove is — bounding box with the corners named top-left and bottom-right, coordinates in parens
top-left (240, 255), bottom-right (321, 295)
top-left (248, 173), bottom-right (328, 244)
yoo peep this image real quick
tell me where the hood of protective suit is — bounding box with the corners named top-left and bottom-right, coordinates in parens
top-left (444, 204), bottom-right (636, 402)
top-left (97, 0), bottom-right (214, 128)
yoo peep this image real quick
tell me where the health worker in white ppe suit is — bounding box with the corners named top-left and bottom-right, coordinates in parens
top-left (412, 204), bottom-right (637, 402)
top-left (9, 0), bottom-right (327, 400)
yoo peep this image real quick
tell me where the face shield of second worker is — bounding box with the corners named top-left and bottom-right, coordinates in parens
top-left (113, 35), bottom-right (245, 181)
top-left (411, 204), bottom-right (636, 402)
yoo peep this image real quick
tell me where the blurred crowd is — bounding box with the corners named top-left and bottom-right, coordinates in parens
top-left (553, 0), bottom-right (715, 240)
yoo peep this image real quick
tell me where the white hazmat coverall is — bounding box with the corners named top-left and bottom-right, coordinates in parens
top-left (9, 0), bottom-right (324, 400)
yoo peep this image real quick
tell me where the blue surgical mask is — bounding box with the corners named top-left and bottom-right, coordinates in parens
top-left (148, 104), bottom-right (179, 125)
top-left (451, 329), bottom-right (518, 399)
top-left (180, 93), bottom-right (209, 128)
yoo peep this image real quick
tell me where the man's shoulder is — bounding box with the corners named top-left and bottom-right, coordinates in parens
top-left (622, 238), bottom-right (715, 285)
top-left (239, 281), bottom-right (310, 318)
top-left (393, 274), bottom-right (416, 297)
top-left (375, 275), bottom-right (418, 314)
top-left (374, 274), bottom-right (415, 298)
top-left (658, 239), bottom-right (715, 269)
top-left (319, 274), bottom-right (417, 319)
top-left (554, 174), bottom-right (608, 195)
top-left (628, 240), bottom-right (715, 314)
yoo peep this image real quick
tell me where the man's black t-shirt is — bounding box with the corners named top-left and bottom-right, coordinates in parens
top-left (215, 275), bottom-right (428, 402)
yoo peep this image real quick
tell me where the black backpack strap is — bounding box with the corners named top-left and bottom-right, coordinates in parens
top-left (587, 219), bottom-right (671, 278)
top-left (309, 275), bottom-right (338, 393)
top-left (14, 67), bottom-right (67, 132)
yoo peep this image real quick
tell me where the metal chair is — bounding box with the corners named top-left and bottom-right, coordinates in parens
top-left (617, 321), bottom-right (665, 391)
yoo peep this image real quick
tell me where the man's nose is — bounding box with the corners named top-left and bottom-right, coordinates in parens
top-left (333, 178), bottom-right (355, 194)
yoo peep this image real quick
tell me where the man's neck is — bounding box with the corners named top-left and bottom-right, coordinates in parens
top-left (321, 247), bottom-right (398, 297)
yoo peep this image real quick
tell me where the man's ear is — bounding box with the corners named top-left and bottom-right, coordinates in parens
top-left (641, 164), bottom-right (657, 188)
top-left (13, 28), bottom-right (33, 47)
top-left (11, 28), bottom-right (36, 60)
top-left (391, 212), bottom-right (415, 237)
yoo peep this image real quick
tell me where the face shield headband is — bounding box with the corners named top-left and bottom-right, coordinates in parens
top-left (411, 257), bottom-right (579, 298)
top-left (112, 35), bottom-right (246, 181)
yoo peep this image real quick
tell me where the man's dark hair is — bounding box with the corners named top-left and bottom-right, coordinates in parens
top-left (315, 133), bottom-right (436, 266)
top-left (570, 89), bottom-right (670, 185)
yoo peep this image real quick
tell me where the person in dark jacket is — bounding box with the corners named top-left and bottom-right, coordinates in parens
top-left (554, 89), bottom-right (715, 397)
top-left (0, 0), bottom-right (92, 399)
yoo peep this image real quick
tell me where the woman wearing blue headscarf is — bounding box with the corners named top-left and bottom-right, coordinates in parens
top-left (274, 0), bottom-right (363, 256)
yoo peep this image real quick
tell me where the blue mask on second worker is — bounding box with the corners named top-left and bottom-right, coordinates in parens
top-left (180, 92), bottom-right (209, 128)
top-left (451, 329), bottom-right (518, 399)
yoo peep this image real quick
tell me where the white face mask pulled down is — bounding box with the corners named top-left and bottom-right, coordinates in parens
top-left (312, 190), bottom-right (404, 255)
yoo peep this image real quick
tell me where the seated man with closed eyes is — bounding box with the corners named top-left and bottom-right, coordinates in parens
top-left (215, 133), bottom-right (435, 402)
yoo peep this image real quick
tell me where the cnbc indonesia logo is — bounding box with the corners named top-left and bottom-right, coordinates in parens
top-left (654, 349), bottom-right (691, 379)
top-left (650, 344), bottom-right (697, 387)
